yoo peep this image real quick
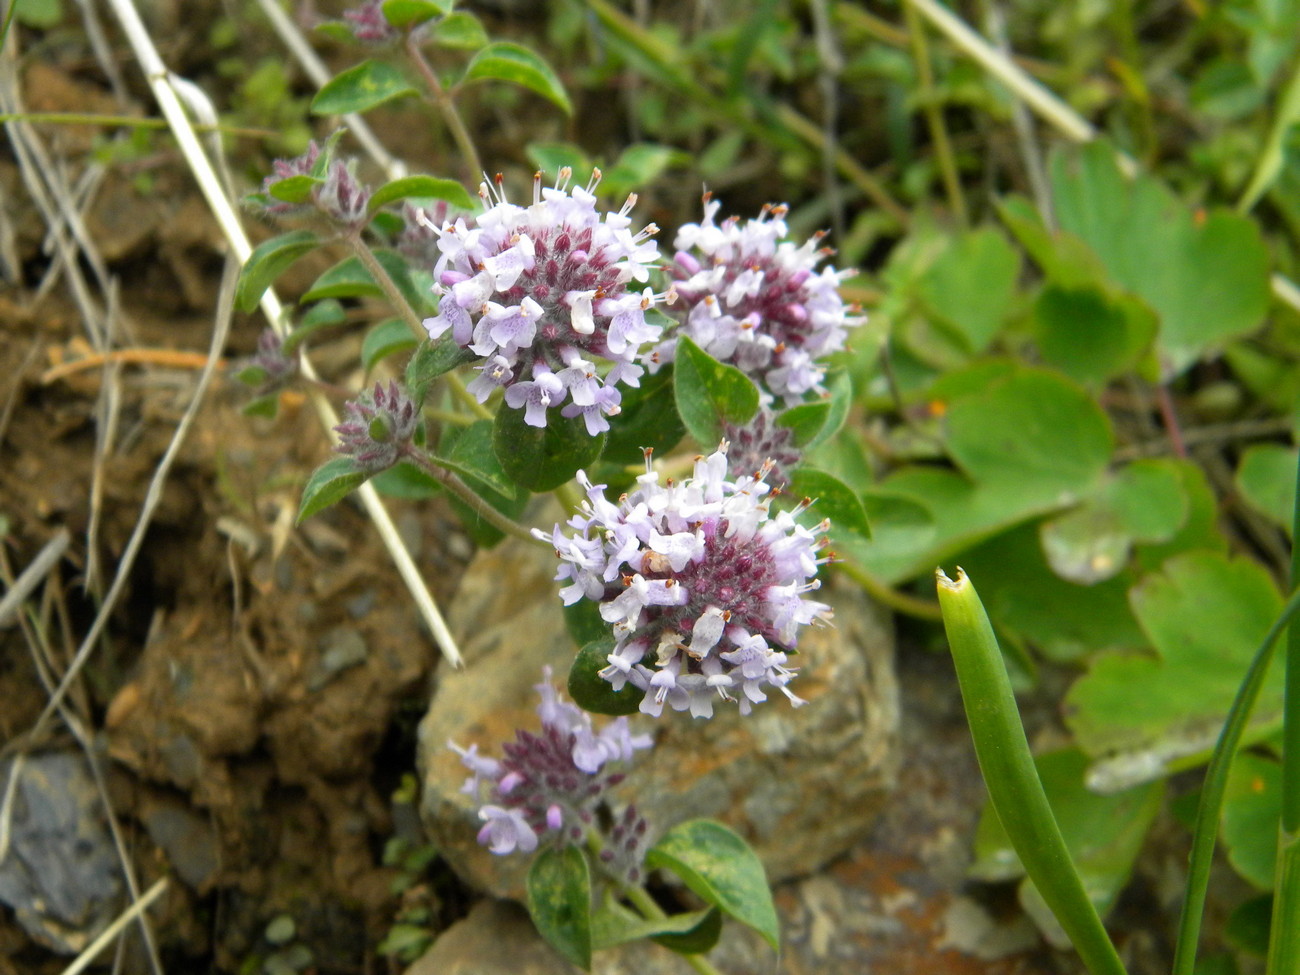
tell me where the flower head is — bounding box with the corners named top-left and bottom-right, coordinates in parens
top-left (341, 0), bottom-right (400, 43)
top-left (655, 195), bottom-right (864, 405)
top-left (256, 142), bottom-right (371, 228)
top-left (334, 379), bottom-right (418, 472)
top-left (422, 169), bottom-right (668, 433)
top-left (721, 407), bottom-right (802, 487)
top-left (450, 669), bottom-right (653, 857)
top-left (535, 444), bottom-right (833, 719)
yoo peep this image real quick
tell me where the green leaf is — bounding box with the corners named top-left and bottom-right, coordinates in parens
top-left (599, 365), bottom-right (685, 468)
top-left (380, 0), bottom-right (449, 29)
top-left (646, 820), bottom-right (779, 949)
top-left (1235, 443), bottom-right (1298, 535)
top-left (959, 522), bottom-right (1144, 664)
top-left (283, 299), bottom-right (347, 355)
top-left (463, 42), bottom-right (573, 114)
top-left (1039, 459), bottom-right (1189, 584)
top-left (1049, 142), bottom-right (1271, 376)
top-left (1033, 284), bottom-right (1157, 385)
top-left (563, 599), bottom-right (608, 649)
top-left (298, 457), bottom-right (370, 522)
top-left (785, 467), bottom-right (870, 539)
top-left (437, 421), bottom-right (527, 546)
top-left (601, 143), bottom-right (684, 199)
top-left (266, 173), bottom-right (321, 204)
top-left (970, 748), bottom-right (1163, 943)
top-left (590, 902), bottom-right (720, 953)
top-left (1222, 751), bottom-right (1281, 889)
top-left (1065, 551), bottom-right (1285, 758)
top-left (361, 318), bottom-right (418, 372)
top-left (567, 639), bottom-right (644, 716)
top-left (673, 337), bottom-right (761, 446)
top-left (944, 365), bottom-right (1112, 497)
top-left (242, 393), bottom-right (280, 419)
top-left (368, 175), bottom-right (475, 213)
top-left (775, 371), bottom-right (851, 449)
top-left (648, 906), bottom-right (723, 955)
top-left (493, 407), bottom-right (605, 493)
top-left (311, 60), bottom-right (418, 116)
top-left (370, 462), bottom-right (440, 500)
top-left (405, 335), bottom-right (475, 406)
top-left (430, 10), bottom-right (488, 49)
top-left (526, 846), bottom-right (592, 970)
top-left (916, 226), bottom-right (1021, 355)
top-left (303, 249), bottom-right (431, 314)
top-left (435, 420), bottom-right (518, 498)
top-left (235, 230), bottom-right (319, 313)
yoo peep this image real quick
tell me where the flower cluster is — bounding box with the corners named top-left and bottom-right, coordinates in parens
top-left (654, 196), bottom-right (864, 405)
top-left (334, 380), bottom-right (418, 472)
top-left (536, 444), bottom-right (832, 719)
top-left (423, 170), bottom-right (668, 435)
top-left (257, 142), bottom-right (371, 228)
top-left (450, 669), bottom-right (652, 859)
top-left (340, 0), bottom-right (400, 43)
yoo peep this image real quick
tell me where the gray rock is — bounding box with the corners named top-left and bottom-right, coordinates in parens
top-left (405, 899), bottom-right (577, 975)
top-left (0, 752), bottom-right (123, 954)
top-left (418, 535), bottom-right (899, 900)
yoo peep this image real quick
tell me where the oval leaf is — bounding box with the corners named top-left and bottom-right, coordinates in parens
top-left (283, 299), bottom-right (347, 355)
top-left (266, 173), bottom-right (321, 204)
top-left (492, 406), bottom-right (605, 493)
top-left (646, 820), bottom-right (778, 950)
top-left (312, 60), bottom-right (417, 116)
top-left (463, 42), bottom-right (573, 114)
top-left (236, 230), bottom-right (319, 313)
top-left (786, 467), bottom-right (870, 539)
top-left (673, 337), bottom-right (760, 447)
top-left (404, 334), bottom-right (475, 406)
top-left (776, 371), bottom-right (851, 449)
top-left (431, 10), bottom-right (489, 49)
top-left (600, 365), bottom-right (685, 467)
top-left (591, 903), bottom-right (720, 952)
top-left (568, 639), bottom-right (644, 716)
top-left (649, 906), bottom-right (723, 954)
top-left (369, 175), bottom-right (476, 213)
top-left (361, 318), bottom-right (418, 371)
top-left (303, 249), bottom-right (431, 314)
top-left (298, 457), bottom-right (369, 522)
top-left (526, 846), bottom-right (592, 970)
top-left (380, 0), bottom-right (448, 28)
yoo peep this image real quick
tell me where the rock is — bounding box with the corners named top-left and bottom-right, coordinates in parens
top-left (418, 535), bottom-right (899, 899)
top-left (405, 899), bottom-right (577, 975)
top-left (0, 752), bottom-right (123, 954)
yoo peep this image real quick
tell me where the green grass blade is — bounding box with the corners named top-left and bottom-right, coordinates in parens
top-left (1267, 831), bottom-right (1300, 975)
top-left (936, 567), bottom-right (1127, 975)
top-left (1171, 582), bottom-right (1300, 975)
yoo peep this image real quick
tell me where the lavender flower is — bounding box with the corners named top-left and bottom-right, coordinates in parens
top-left (654, 196), bottom-right (864, 405)
top-left (422, 169), bottom-right (669, 433)
top-left (334, 380), bottom-right (418, 472)
top-left (536, 444), bottom-right (833, 719)
top-left (450, 669), bottom-right (653, 857)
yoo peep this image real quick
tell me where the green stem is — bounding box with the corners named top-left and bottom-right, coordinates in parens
top-left (834, 558), bottom-right (943, 621)
top-left (345, 231), bottom-right (427, 343)
top-left (1267, 831), bottom-right (1300, 974)
top-left (405, 33), bottom-right (483, 180)
top-left (1171, 582), bottom-right (1300, 975)
top-left (585, 835), bottom-right (723, 975)
top-left (937, 568), bottom-right (1127, 975)
top-left (902, 0), bottom-right (969, 227)
top-left (400, 446), bottom-right (543, 546)
top-left (345, 233), bottom-right (492, 419)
